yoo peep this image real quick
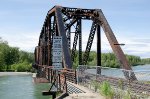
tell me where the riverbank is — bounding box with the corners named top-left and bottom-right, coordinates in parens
top-left (0, 72), bottom-right (32, 76)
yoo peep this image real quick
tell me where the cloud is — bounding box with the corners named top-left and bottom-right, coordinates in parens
top-left (120, 38), bottom-right (150, 58)
top-left (132, 38), bottom-right (150, 44)
top-left (0, 31), bottom-right (39, 52)
top-left (1, 23), bottom-right (149, 58)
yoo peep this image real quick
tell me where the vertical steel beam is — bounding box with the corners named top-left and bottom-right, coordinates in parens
top-left (78, 19), bottom-right (82, 65)
top-left (55, 6), bottom-right (72, 68)
top-left (67, 28), bottom-right (71, 49)
top-left (97, 25), bottom-right (101, 74)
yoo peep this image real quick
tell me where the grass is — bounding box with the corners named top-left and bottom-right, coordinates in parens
top-left (99, 81), bottom-right (114, 99)
top-left (90, 80), bottom-right (149, 99)
top-left (91, 80), bottom-right (99, 92)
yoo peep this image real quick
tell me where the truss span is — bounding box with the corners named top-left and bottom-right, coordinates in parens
top-left (34, 6), bottom-right (137, 82)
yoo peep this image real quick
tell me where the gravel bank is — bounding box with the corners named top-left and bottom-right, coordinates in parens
top-left (0, 72), bottom-right (32, 76)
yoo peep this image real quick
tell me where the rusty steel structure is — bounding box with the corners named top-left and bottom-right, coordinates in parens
top-left (34, 5), bottom-right (137, 80)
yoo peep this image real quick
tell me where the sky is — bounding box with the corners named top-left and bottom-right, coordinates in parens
top-left (0, 0), bottom-right (150, 58)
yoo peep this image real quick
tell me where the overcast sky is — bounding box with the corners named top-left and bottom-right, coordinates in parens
top-left (0, 0), bottom-right (150, 58)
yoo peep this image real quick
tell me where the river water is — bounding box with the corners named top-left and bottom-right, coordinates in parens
top-left (0, 65), bottom-right (149, 99)
top-left (86, 64), bottom-right (150, 81)
top-left (0, 74), bottom-right (51, 99)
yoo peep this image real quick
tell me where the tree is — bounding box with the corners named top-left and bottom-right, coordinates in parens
top-left (19, 51), bottom-right (34, 63)
top-left (0, 37), bottom-right (34, 71)
top-left (4, 47), bottom-right (19, 67)
top-left (0, 38), bottom-right (9, 70)
top-left (0, 52), bottom-right (5, 70)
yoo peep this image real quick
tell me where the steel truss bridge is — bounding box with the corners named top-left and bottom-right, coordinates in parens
top-left (33, 6), bottom-right (150, 98)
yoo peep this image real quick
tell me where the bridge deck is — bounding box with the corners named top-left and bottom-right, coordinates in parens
top-left (67, 81), bottom-right (85, 94)
top-left (65, 81), bottom-right (105, 99)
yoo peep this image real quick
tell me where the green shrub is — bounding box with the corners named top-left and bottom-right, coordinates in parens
top-left (11, 61), bottom-right (32, 72)
top-left (0, 69), bottom-right (6, 72)
top-left (0, 65), bottom-right (7, 70)
top-left (118, 79), bottom-right (123, 90)
top-left (99, 81), bottom-right (114, 99)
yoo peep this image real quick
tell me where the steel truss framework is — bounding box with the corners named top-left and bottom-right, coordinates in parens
top-left (34, 6), bottom-right (137, 80)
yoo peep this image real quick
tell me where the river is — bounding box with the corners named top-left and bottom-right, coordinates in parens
top-left (0, 65), bottom-right (149, 99)
top-left (0, 74), bottom-right (51, 99)
top-left (86, 64), bottom-right (150, 81)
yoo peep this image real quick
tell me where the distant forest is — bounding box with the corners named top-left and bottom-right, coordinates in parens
top-left (0, 37), bottom-right (34, 72)
top-left (73, 51), bottom-right (150, 68)
top-left (0, 38), bottom-right (150, 72)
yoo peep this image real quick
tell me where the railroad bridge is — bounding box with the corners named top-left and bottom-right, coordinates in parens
top-left (33, 6), bottom-right (150, 99)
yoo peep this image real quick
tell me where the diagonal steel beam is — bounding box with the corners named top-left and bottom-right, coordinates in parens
top-left (71, 20), bottom-right (81, 62)
top-left (82, 22), bottom-right (97, 65)
top-left (96, 9), bottom-right (137, 80)
top-left (65, 19), bottom-right (77, 31)
top-left (55, 6), bottom-right (72, 69)
top-left (71, 21), bottom-right (80, 62)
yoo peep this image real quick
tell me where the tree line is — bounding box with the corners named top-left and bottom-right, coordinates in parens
top-left (0, 37), bottom-right (34, 72)
top-left (1, 37), bottom-right (150, 72)
top-left (73, 51), bottom-right (150, 68)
